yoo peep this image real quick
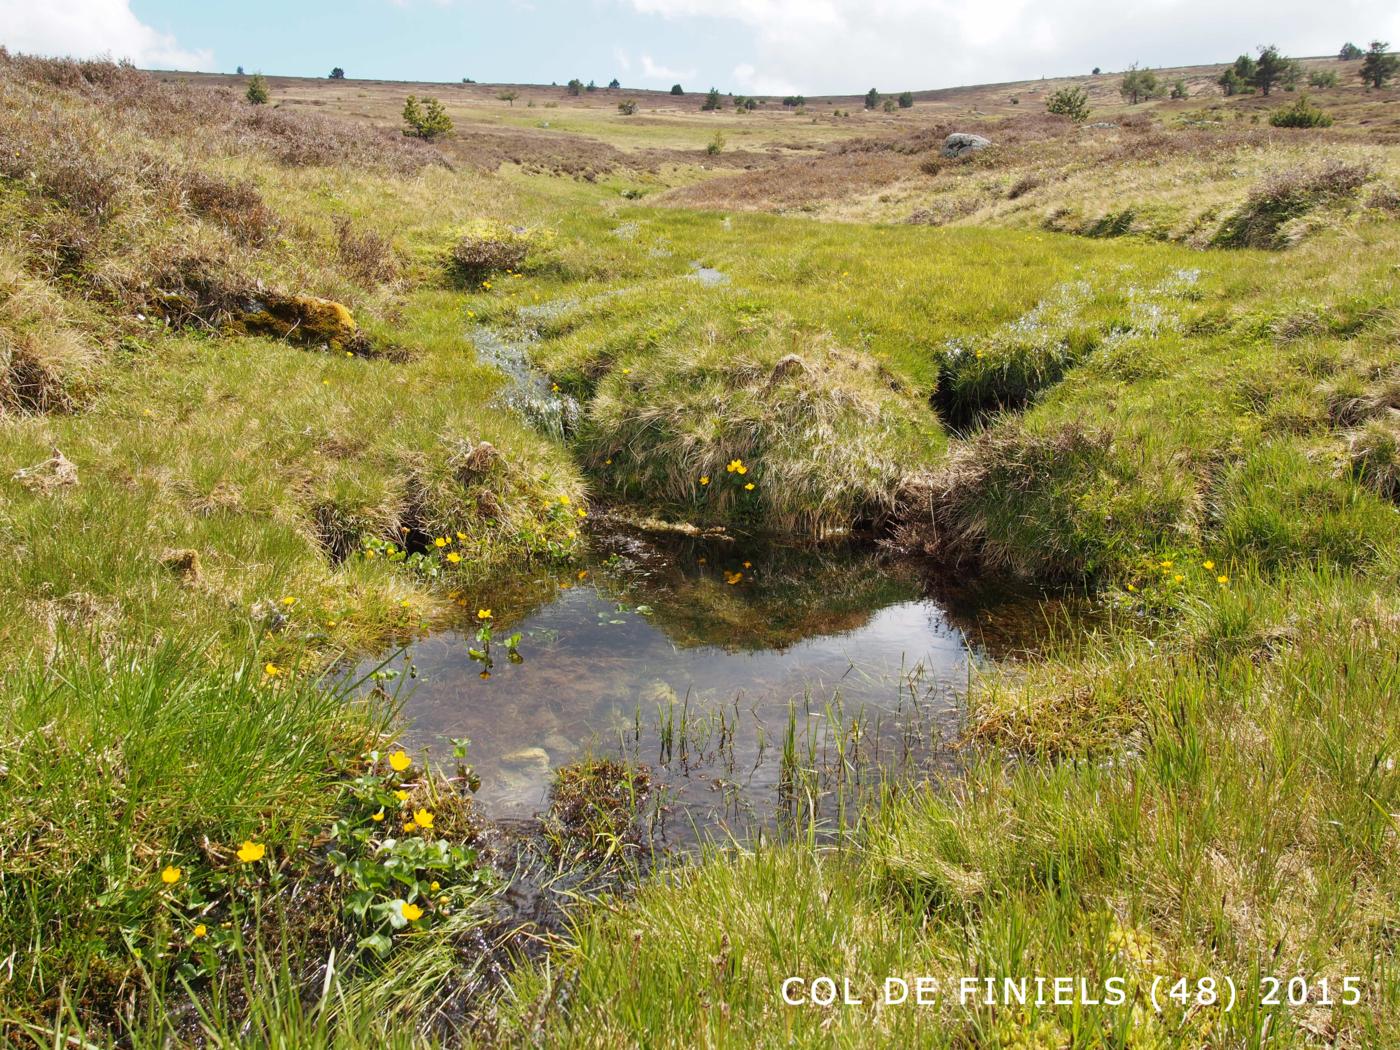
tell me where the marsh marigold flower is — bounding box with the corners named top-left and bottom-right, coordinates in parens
top-left (413, 808), bottom-right (434, 829)
top-left (389, 750), bottom-right (412, 772)
top-left (193, 924), bottom-right (207, 938)
top-left (236, 840), bottom-right (265, 864)
top-left (447, 552), bottom-right (461, 563)
top-left (401, 901), bottom-right (424, 921)
top-left (161, 865), bottom-right (182, 885)
top-left (371, 808), bottom-right (385, 822)
top-left (477, 609), bottom-right (492, 620)
top-left (700, 475), bottom-right (710, 485)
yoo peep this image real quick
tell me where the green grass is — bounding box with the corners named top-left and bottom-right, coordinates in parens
top-left (3, 54), bottom-right (1400, 1047)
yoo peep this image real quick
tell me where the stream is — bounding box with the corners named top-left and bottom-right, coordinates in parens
top-left (353, 287), bottom-right (1058, 846)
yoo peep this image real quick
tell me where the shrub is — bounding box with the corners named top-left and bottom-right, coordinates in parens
top-left (670, 84), bottom-right (683, 95)
top-left (402, 95), bottom-right (452, 139)
top-left (1119, 64), bottom-right (1159, 104)
top-left (1170, 79), bottom-right (1188, 100)
top-left (1308, 70), bottom-right (1339, 88)
top-left (566, 78), bottom-right (583, 96)
top-left (446, 220), bottom-right (533, 281)
top-left (701, 87), bottom-right (722, 111)
top-left (1340, 42), bottom-right (1364, 60)
top-left (329, 67), bottom-right (345, 80)
top-left (608, 78), bottom-right (620, 89)
top-left (1268, 95), bottom-right (1333, 128)
top-left (864, 87), bottom-right (880, 109)
top-left (617, 99), bottom-right (637, 115)
top-left (898, 91), bottom-right (914, 108)
top-left (334, 218), bottom-right (399, 285)
top-left (496, 90), bottom-right (519, 106)
top-left (1046, 85), bottom-right (1090, 122)
top-left (705, 131), bottom-right (725, 155)
top-left (245, 73), bottom-right (269, 105)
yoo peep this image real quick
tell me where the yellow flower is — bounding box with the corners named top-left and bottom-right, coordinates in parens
top-left (558, 494), bottom-right (571, 506)
top-left (456, 531), bottom-right (467, 540)
top-left (193, 924), bottom-right (208, 939)
top-left (281, 596), bottom-right (296, 606)
top-left (1217, 574), bottom-right (1229, 585)
top-left (371, 808), bottom-right (385, 822)
top-left (700, 475), bottom-right (710, 485)
top-left (263, 663), bottom-right (281, 677)
top-left (161, 865), bottom-right (182, 885)
top-left (430, 881), bottom-right (441, 891)
top-left (389, 750), bottom-right (412, 772)
top-left (413, 808), bottom-right (434, 829)
top-left (725, 572), bottom-right (743, 586)
top-left (577, 570), bottom-right (588, 580)
top-left (744, 482), bottom-right (754, 491)
top-left (399, 598), bottom-right (411, 608)
top-left (364, 549), bottom-right (376, 558)
top-left (726, 459), bottom-right (743, 473)
top-left (1159, 559), bottom-right (1172, 568)
top-left (401, 901), bottom-right (424, 922)
top-left (394, 789), bottom-right (410, 802)
top-left (434, 537), bottom-right (447, 548)
top-left (551, 383), bottom-right (560, 392)
top-left (447, 552), bottom-right (461, 564)
top-left (236, 840), bottom-right (265, 864)
top-left (621, 367), bottom-right (631, 375)
top-left (1203, 560), bottom-right (1215, 570)
top-left (737, 465), bottom-right (747, 475)
top-left (576, 508), bottom-right (586, 518)
top-left (1173, 574), bottom-right (1184, 582)
top-left (743, 561), bottom-right (752, 569)
top-left (403, 821), bottom-right (415, 832)
top-left (604, 458), bottom-right (612, 465)
top-left (477, 609), bottom-right (492, 620)
top-left (1126, 583), bottom-right (1136, 592)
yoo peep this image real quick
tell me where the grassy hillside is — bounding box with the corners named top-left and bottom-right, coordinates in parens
top-left (1, 48), bottom-right (1398, 1048)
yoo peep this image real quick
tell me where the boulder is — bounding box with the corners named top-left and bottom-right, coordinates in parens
top-left (940, 133), bottom-right (993, 159)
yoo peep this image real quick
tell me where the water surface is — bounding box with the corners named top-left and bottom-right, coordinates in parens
top-left (357, 528), bottom-right (1048, 842)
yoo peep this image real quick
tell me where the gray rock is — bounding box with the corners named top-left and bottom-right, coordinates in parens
top-left (940, 133), bottom-right (992, 159)
top-left (501, 746), bottom-right (550, 767)
top-left (1084, 121), bottom-right (1118, 129)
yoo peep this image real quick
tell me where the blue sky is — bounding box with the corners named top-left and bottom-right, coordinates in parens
top-left (4, 0), bottom-right (1399, 96)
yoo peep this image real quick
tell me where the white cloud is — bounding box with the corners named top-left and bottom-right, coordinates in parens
top-left (732, 63), bottom-right (800, 96)
top-left (0, 0), bottom-right (214, 70)
top-left (640, 53), bottom-right (697, 84)
top-left (621, 0), bottom-right (1400, 93)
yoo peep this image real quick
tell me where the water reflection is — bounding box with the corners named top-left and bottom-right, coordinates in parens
top-left (355, 528), bottom-right (1046, 843)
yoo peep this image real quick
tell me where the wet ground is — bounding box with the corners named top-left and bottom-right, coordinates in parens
top-left (354, 525), bottom-right (1063, 846)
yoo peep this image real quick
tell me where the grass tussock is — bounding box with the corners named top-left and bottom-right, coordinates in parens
top-left (582, 328), bottom-right (939, 536)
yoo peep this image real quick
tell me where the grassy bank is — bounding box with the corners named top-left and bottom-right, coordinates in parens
top-left (2, 53), bottom-right (1399, 1048)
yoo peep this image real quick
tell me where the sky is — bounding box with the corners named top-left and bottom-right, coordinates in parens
top-left (2, 0), bottom-right (1399, 96)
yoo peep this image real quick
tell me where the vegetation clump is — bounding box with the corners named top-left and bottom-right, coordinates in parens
top-left (401, 94), bottom-right (453, 139)
top-left (245, 72), bottom-right (269, 105)
top-left (1268, 94), bottom-right (1333, 128)
top-left (1213, 160), bottom-right (1371, 248)
top-left (1045, 84), bottom-right (1090, 121)
top-left (446, 219), bottom-right (537, 281)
